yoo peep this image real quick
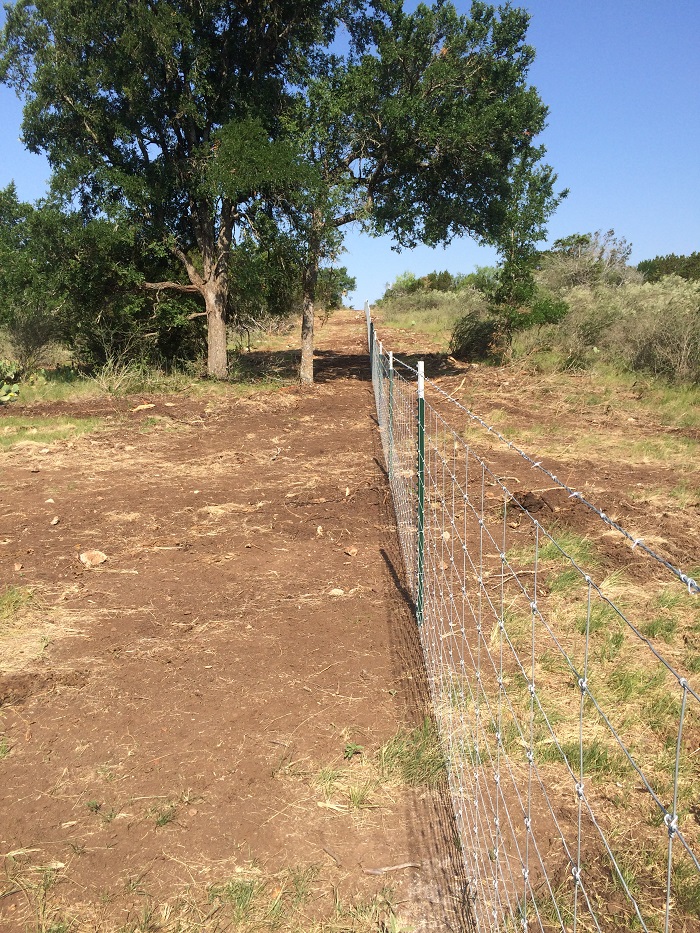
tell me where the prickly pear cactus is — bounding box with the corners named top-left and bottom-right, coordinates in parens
top-left (0, 382), bottom-right (19, 404)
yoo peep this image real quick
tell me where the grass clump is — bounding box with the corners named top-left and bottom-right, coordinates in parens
top-left (0, 585), bottom-right (34, 634)
top-left (379, 716), bottom-right (445, 786)
top-left (0, 416), bottom-right (102, 450)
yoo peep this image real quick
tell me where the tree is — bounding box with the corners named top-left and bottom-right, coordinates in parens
top-left (536, 229), bottom-right (640, 293)
top-left (281, 0), bottom-right (563, 381)
top-left (637, 252), bottom-right (700, 283)
top-left (0, 184), bottom-right (206, 371)
top-left (1, 0), bottom-right (344, 377)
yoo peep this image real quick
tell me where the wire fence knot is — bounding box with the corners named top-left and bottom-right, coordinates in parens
top-left (575, 782), bottom-right (585, 800)
top-left (664, 813), bottom-right (678, 837)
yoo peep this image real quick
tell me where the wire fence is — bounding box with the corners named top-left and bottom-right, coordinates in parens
top-left (365, 303), bottom-right (700, 932)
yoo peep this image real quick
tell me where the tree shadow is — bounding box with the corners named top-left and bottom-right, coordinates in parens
top-left (237, 346), bottom-right (466, 386)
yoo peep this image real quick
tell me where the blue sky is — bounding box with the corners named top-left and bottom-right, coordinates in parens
top-left (1, 1), bottom-right (699, 305)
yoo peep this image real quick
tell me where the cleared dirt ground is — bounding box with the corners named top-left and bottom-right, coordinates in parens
top-left (1, 308), bottom-right (699, 932)
top-left (0, 312), bottom-right (467, 932)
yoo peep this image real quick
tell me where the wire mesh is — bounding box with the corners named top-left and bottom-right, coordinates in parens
top-left (365, 303), bottom-right (700, 932)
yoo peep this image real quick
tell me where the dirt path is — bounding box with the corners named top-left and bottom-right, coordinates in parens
top-left (0, 312), bottom-right (466, 931)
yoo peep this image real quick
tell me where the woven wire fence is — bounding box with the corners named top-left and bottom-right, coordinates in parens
top-left (365, 304), bottom-right (700, 932)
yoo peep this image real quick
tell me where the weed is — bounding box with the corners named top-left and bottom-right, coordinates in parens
top-left (153, 803), bottom-right (178, 827)
top-left (0, 585), bottom-right (33, 631)
top-left (343, 741), bottom-right (364, 760)
top-left (539, 739), bottom-right (627, 779)
top-left (672, 856), bottom-right (700, 916)
top-left (86, 800), bottom-right (102, 813)
top-left (215, 877), bottom-right (265, 922)
top-left (316, 766), bottom-right (343, 799)
top-left (379, 717), bottom-right (445, 786)
top-left (0, 736), bottom-right (10, 759)
top-left (347, 780), bottom-right (378, 809)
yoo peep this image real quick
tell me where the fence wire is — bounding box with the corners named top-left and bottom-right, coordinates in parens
top-left (365, 304), bottom-right (700, 932)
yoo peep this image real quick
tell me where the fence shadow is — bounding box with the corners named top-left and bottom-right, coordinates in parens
top-left (371, 421), bottom-right (475, 932)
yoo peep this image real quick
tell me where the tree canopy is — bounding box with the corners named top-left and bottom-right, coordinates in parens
top-left (637, 252), bottom-right (700, 283)
top-left (1, 0), bottom-right (563, 380)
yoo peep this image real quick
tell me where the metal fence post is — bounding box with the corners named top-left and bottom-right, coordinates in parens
top-left (417, 360), bottom-right (425, 625)
top-left (369, 321), bottom-right (375, 377)
top-left (388, 351), bottom-right (394, 482)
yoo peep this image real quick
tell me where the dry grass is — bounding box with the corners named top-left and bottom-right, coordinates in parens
top-left (432, 521), bottom-right (700, 930)
top-left (1, 851), bottom-right (409, 932)
top-left (0, 584), bottom-right (85, 675)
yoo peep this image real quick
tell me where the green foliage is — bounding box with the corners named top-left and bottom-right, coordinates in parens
top-left (316, 266), bottom-right (356, 309)
top-left (537, 229), bottom-right (641, 294)
top-left (0, 359), bottom-right (20, 382)
top-left (638, 251), bottom-right (700, 283)
top-left (343, 741), bottom-right (364, 760)
top-left (0, 381), bottom-right (19, 403)
top-left (554, 277), bottom-right (700, 382)
top-left (2, 0), bottom-right (562, 379)
top-left (449, 311), bottom-right (507, 363)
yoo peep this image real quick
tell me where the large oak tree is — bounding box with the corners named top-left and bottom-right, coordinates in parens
top-left (1, 0), bottom-right (344, 377)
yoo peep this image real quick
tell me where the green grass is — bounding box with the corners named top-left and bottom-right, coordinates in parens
top-left (0, 415), bottom-right (102, 450)
top-left (538, 738), bottom-right (627, 779)
top-left (0, 736), bottom-right (10, 759)
top-left (0, 585), bottom-right (34, 634)
top-left (379, 716), bottom-right (445, 786)
top-left (641, 616), bottom-right (679, 642)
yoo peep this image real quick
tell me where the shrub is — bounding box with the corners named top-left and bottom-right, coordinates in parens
top-left (604, 277), bottom-right (700, 382)
top-left (449, 311), bottom-right (509, 363)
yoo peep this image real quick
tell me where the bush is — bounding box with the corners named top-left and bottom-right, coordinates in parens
top-left (3, 300), bottom-right (58, 374)
top-left (605, 277), bottom-right (700, 382)
top-left (533, 277), bottom-right (700, 382)
top-left (449, 311), bottom-right (509, 363)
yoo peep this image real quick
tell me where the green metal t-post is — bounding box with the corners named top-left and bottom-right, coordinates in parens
top-left (417, 360), bottom-right (425, 626)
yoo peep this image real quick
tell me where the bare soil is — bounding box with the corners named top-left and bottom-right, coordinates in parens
top-left (0, 312), bottom-right (467, 932)
top-left (2, 309), bottom-right (699, 932)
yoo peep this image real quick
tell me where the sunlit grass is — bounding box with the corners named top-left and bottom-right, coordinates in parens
top-left (0, 416), bottom-right (103, 450)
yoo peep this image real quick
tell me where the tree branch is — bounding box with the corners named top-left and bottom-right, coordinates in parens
top-left (142, 280), bottom-right (202, 294)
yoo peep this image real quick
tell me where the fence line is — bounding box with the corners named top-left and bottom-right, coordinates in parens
top-left (364, 302), bottom-right (700, 932)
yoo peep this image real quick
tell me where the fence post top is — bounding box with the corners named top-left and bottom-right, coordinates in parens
top-left (389, 350), bottom-right (393, 369)
top-left (417, 360), bottom-right (425, 399)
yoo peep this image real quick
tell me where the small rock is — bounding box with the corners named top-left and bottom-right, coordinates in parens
top-left (344, 546), bottom-right (358, 557)
top-left (45, 498), bottom-right (54, 504)
top-left (50, 516), bottom-right (60, 526)
top-left (80, 550), bottom-right (108, 568)
top-left (30, 466), bottom-right (40, 473)
top-left (316, 525), bottom-right (324, 536)
top-left (13, 562), bottom-right (23, 572)
top-left (328, 588), bottom-right (345, 597)
top-left (131, 403), bottom-right (156, 412)
top-left (187, 807), bottom-right (198, 816)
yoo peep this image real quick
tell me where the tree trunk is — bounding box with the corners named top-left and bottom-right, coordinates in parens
top-left (300, 220), bottom-right (321, 385)
top-left (300, 289), bottom-right (315, 385)
top-left (203, 279), bottom-right (229, 379)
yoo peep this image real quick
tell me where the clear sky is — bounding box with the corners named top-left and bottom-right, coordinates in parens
top-left (1, 1), bottom-right (699, 306)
